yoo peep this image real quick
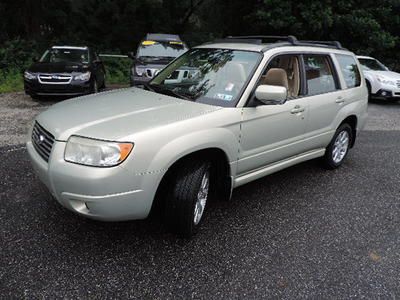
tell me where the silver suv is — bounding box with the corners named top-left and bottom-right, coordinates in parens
top-left (27, 36), bottom-right (368, 237)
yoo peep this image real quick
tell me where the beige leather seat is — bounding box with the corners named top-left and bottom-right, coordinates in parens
top-left (260, 68), bottom-right (289, 90)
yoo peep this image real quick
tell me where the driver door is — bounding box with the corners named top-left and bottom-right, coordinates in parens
top-left (237, 54), bottom-right (310, 175)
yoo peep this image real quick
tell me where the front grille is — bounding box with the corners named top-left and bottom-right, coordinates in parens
top-left (32, 122), bottom-right (55, 162)
top-left (397, 80), bottom-right (400, 88)
top-left (167, 71), bottom-right (180, 80)
top-left (38, 74), bottom-right (72, 84)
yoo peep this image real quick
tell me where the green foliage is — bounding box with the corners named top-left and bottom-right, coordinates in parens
top-left (0, 69), bottom-right (24, 93)
top-left (101, 57), bottom-right (131, 85)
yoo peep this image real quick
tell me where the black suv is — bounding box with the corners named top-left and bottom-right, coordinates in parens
top-left (129, 34), bottom-right (189, 86)
top-left (24, 46), bottom-right (106, 99)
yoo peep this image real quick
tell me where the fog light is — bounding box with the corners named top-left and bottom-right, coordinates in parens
top-left (382, 91), bottom-right (387, 96)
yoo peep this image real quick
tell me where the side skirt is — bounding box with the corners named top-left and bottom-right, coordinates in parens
top-left (234, 148), bottom-right (325, 188)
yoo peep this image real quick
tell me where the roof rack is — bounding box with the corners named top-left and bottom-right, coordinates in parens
top-left (221, 35), bottom-right (345, 50)
top-left (299, 40), bottom-right (344, 49)
top-left (227, 35), bottom-right (298, 45)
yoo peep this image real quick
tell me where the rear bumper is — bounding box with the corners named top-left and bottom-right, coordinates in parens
top-left (26, 139), bottom-right (162, 221)
top-left (24, 79), bottom-right (92, 96)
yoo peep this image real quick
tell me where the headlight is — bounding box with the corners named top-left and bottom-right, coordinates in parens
top-left (65, 136), bottom-right (134, 167)
top-left (74, 71), bottom-right (91, 81)
top-left (24, 71), bottom-right (36, 80)
top-left (135, 66), bottom-right (145, 76)
top-left (376, 75), bottom-right (395, 86)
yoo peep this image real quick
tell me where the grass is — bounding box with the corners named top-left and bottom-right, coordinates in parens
top-left (0, 57), bottom-right (131, 94)
top-left (0, 69), bottom-right (24, 93)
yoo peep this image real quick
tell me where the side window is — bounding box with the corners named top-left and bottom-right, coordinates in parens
top-left (336, 54), bottom-right (361, 88)
top-left (304, 55), bottom-right (339, 96)
top-left (258, 54), bottom-right (301, 99)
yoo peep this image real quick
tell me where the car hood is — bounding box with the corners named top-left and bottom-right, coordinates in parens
top-left (28, 62), bottom-right (90, 74)
top-left (364, 70), bottom-right (400, 80)
top-left (36, 88), bottom-right (221, 141)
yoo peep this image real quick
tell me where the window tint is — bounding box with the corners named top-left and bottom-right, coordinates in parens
top-left (336, 54), bottom-right (361, 88)
top-left (304, 55), bottom-right (338, 96)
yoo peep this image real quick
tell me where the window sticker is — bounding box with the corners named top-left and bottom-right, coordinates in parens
top-left (215, 93), bottom-right (234, 101)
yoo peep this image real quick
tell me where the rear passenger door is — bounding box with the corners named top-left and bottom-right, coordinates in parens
top-left (301, 53), bottom-right (343, 151)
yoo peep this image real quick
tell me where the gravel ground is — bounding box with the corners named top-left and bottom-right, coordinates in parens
top-left (1, 92), bottom-right (400, 298)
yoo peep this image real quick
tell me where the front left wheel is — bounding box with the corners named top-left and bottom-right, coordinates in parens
top-left (164, 160), bottom-right (211, 238)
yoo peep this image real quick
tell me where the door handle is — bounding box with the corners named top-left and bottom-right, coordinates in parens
top-left (291, 105), bottom-right (305, 114)
top-left (335, 96), bottom-right (345, 104)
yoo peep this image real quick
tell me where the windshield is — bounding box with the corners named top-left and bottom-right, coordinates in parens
top-left (149, 48), bottom-right (261, 107)
top-left (137, 41), bottom-right (188, 59)
top-left (358, 58), bottom-right (387, 71)
top-left (40, 48), bottom-right (89, 64)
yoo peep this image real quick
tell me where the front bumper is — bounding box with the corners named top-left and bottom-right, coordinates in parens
top-left (26, 139), bottom-right (161, 221)
top-left (372, 88), bottom-right (400, 99)
top-left (24, 79), bottom-right (92, 96)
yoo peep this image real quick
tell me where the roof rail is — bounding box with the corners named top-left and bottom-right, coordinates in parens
top-left (227, 35), bottom-right (298, 45)
top-left (299, 40), bottom-right (344, 49)
top-left (210, 35), bottom-right (346, 50)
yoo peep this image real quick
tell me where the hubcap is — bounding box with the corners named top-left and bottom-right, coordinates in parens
top-left (194, 170), bottom-right (210, 225)
top-left (332, 130), bottom-right (349, 163)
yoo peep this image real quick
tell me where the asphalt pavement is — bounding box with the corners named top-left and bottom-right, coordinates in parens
top-left (1, 94), bottom-right (400, 298)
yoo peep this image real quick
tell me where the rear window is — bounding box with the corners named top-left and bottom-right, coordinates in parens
top-left (336, 54), bottom-right (361, 88)
top-left (303, 55), bottom-right (338, 96)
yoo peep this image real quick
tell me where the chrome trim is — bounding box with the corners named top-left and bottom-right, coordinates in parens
top-left (38, 74), bottom-right (72, 85)
top-left (32, 122), bottom-right (55, 162)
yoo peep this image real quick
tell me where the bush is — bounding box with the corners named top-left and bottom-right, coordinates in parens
top-left (0, 69), bottom-right (23, 93)
top-left (101, 56), bottom-right (131, 85)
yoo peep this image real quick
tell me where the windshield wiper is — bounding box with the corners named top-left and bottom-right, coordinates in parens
top-left (150, 84), bottom-right (191, 100)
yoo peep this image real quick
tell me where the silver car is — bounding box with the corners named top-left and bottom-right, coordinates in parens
top-left (27, 36), bottom-right (368, 237)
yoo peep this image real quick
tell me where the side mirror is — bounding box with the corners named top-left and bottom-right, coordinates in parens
top-left (255, 85), bottom-right (287, 105)
top-left (128, 52), bottom-right (136, 60)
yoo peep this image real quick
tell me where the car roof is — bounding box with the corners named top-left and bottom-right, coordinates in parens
top-left (52, 46), bottom-right (88, 50)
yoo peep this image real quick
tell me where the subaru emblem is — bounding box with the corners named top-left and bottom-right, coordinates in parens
top-left (36, 135), bottom-right (45, 144)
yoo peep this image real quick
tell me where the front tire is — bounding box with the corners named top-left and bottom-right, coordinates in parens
top-left (164, 160), bottom-right (211, 237)
top-left (323, 123), bottom-right (352, 169)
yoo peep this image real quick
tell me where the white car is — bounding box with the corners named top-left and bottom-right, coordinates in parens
top-left (357, 56), bottom-right (400, 100)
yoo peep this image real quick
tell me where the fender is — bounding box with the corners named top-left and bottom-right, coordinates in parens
top-left (147, 127), bottom-right (239, 178)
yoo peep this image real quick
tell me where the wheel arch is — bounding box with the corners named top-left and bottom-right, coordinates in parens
top-left (151, 147), bottom-right (233, 216)
top-left (339, 115), bottom-right (358, 148)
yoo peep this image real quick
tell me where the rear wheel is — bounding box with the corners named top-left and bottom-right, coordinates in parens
top-left (323, 123), bottom-right (352, 169)
top-left (164, 160), bottom-right (211, 237)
